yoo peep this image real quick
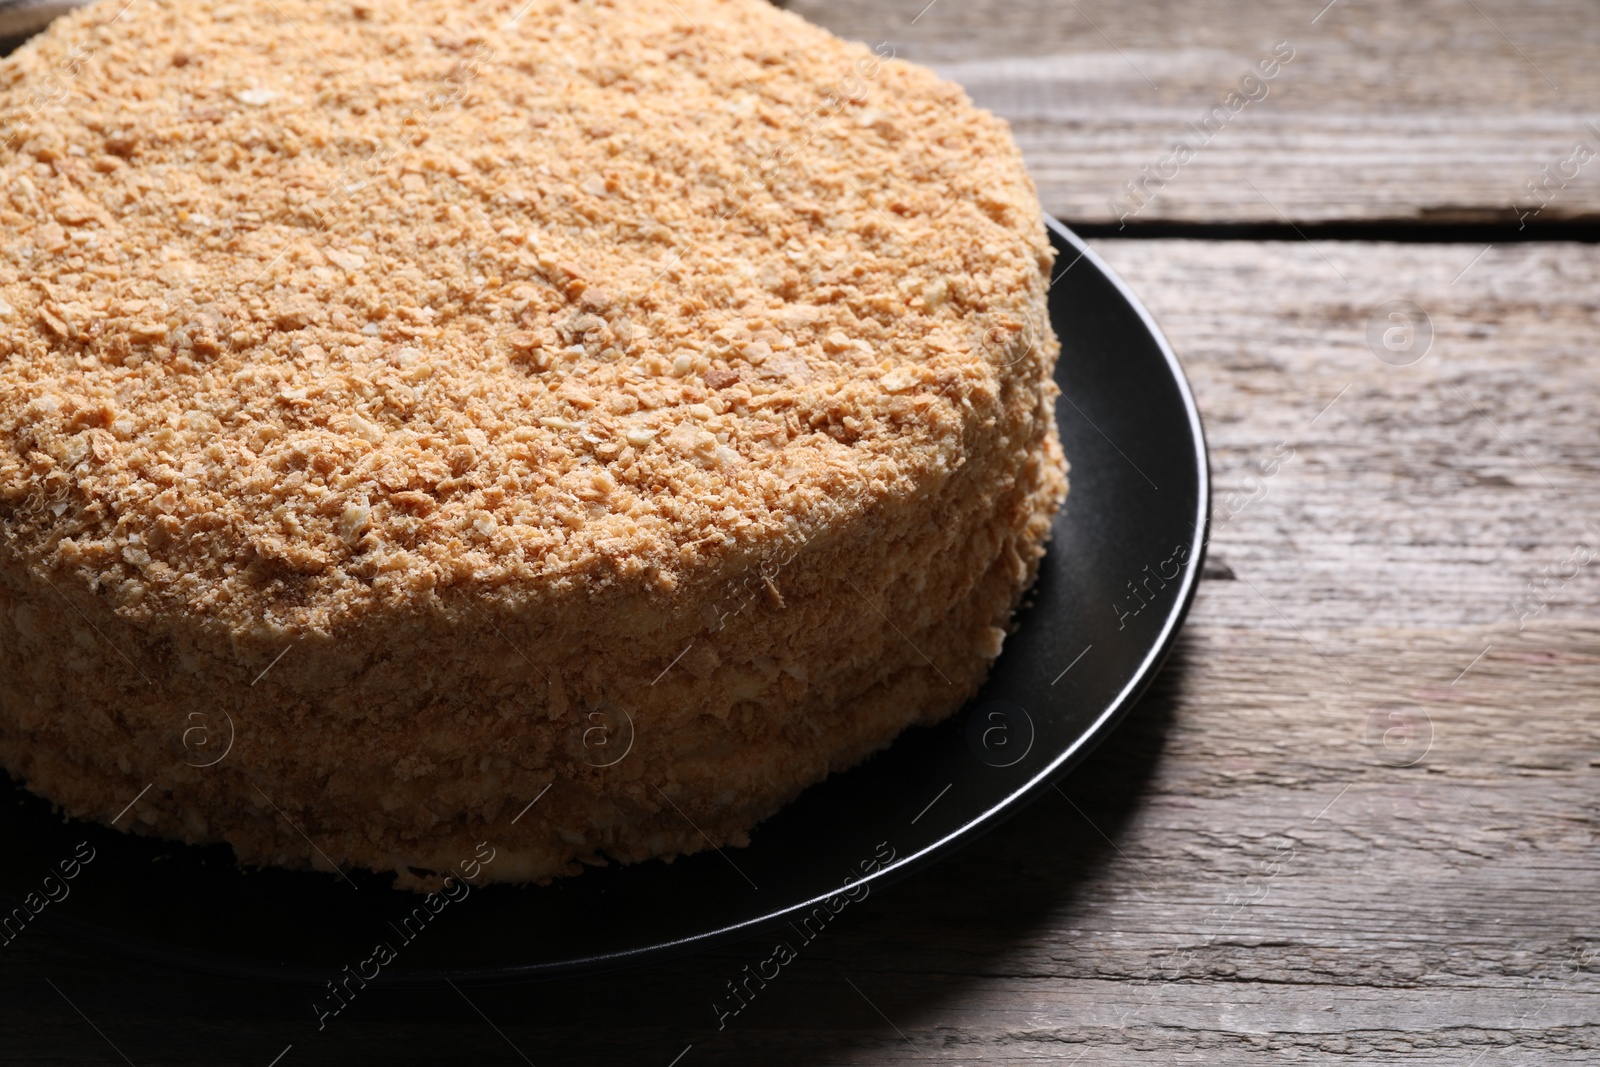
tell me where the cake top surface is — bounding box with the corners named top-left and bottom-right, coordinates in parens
top-left (0, 0), bottom-right (1052, 634)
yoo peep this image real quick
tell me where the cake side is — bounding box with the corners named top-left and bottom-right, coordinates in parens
top-left (0, 418), bottom-right (1065, 888)
top-left (0, 310), bottom-right (1064, 886)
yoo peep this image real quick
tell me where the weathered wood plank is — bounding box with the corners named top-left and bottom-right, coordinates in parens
top-left (789, 0), bottom-right (1600, 225)
top-left (1, 241), bottom-right (1596, 1063)
top-left (1099, 237), bottom-right (1600, 630)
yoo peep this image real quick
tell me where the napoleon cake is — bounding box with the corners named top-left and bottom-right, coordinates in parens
top-left (0, 0), bottom-right (1067, 886)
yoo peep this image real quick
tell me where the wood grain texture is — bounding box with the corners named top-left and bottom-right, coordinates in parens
top-left (788, 0), bottom-right (1600, 225)
top-left (2, 241), bottom-right (1595, 1065)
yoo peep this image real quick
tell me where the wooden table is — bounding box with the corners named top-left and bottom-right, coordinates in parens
top-left (5, 1), bottom-right (1598, 1062)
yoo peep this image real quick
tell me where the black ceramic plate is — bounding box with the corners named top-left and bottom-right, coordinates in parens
top-left (1, 217), bottom-right (1208, 983)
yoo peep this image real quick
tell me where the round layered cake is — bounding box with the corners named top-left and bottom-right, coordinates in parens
top-left (0, 0), bottom-right (1066, 885)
